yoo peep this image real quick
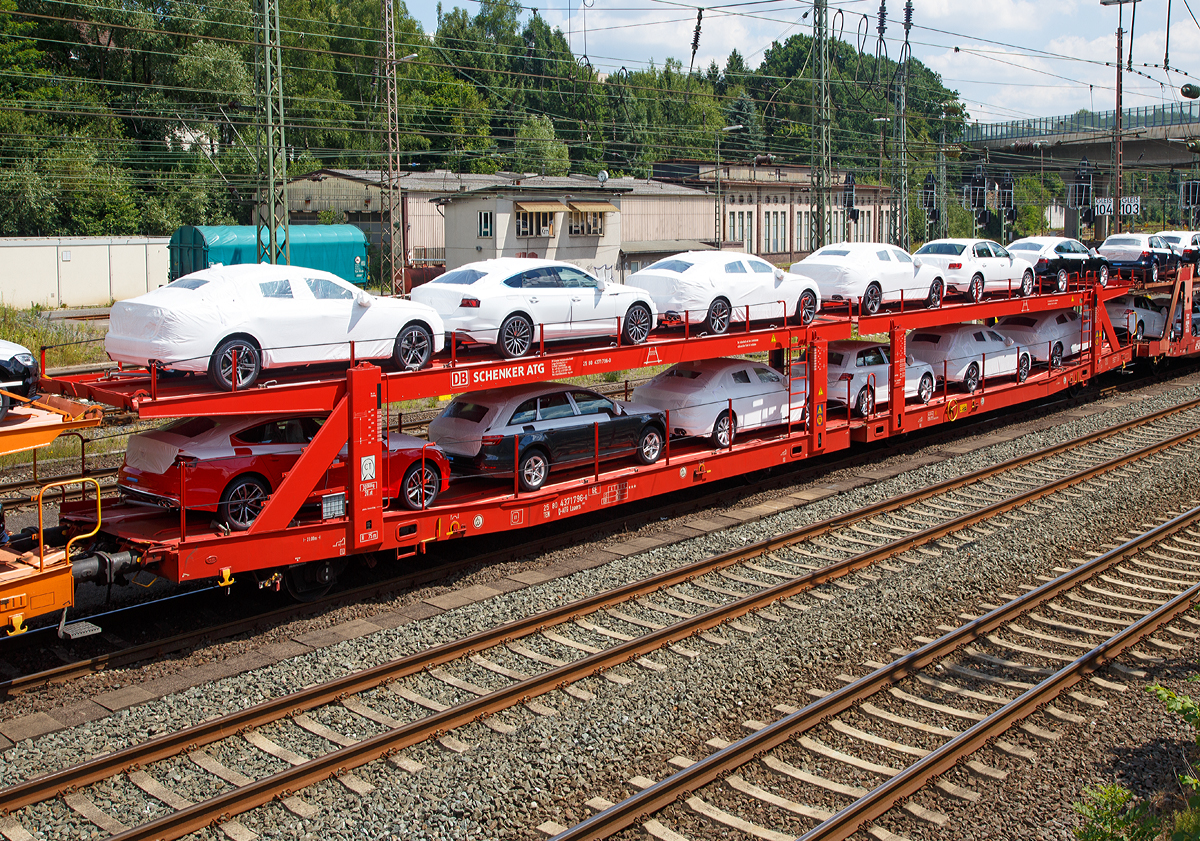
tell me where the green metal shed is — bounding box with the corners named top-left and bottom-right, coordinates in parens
top-left (168, 225), bottom-right (369, 285)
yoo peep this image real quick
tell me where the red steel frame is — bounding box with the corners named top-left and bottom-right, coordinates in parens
top-left (35, 282), bottom-right (1148, 600)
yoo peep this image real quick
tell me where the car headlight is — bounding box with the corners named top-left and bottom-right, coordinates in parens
top-left (13, 354), bottom-right (33, 367)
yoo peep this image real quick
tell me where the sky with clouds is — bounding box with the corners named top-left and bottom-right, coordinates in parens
top-left (403, 0), bottom-right (1199, 126)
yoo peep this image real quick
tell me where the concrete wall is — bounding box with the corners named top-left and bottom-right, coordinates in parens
top-left (0, 237), bottom-right (170, 308)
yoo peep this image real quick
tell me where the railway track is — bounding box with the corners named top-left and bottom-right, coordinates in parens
top-left (2, 377), bottom-right (1196, 691)
top-left (548, 506), bottom-right (1200, 841)
top-left (1, 388), bottom-right (1198, 840)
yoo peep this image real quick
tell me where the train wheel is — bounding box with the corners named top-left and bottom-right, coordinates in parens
top-left (284, 561), bottom-right (342, 602)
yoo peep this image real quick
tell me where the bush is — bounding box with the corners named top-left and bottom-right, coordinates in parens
top-left (1072, 784), bottom-right (1159, 841)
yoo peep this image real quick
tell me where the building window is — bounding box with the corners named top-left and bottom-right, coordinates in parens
top-left (478, 211), bottom-right (493, 238)
top-left (628, 261), bottom-right (640, 273)
top-left (569, 211), bottom-right (604, 236)
top-left (728, 211), bottom-right (734, 243)
top-left (516, 210), bottom-right (554, 237)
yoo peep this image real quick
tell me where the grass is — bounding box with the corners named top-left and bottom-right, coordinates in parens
top-left (0, 305), bottom-right (108, 371)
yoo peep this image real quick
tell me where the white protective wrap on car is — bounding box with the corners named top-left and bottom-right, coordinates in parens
top-left (123, 434), bottom-right (182, 475)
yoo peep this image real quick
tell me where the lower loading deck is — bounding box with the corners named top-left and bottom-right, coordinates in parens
top-left (57, 342), bottom-right (1122, 590)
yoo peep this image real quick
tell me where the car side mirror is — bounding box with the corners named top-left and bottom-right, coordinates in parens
top-left (912, 258), bottom-right (922, 268)
top-left (774, 268), bottom-right (784, 280)
top-left (355, 291), bottom-right (373, 307)
top-left (595, 275), bottom-right (608, 291)
top-left (1004, 337), bottom-right (1015, 346)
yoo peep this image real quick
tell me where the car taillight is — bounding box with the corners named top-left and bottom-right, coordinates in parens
top-left (948, 262), bottom-right (962, 270)
top-left (1140, 251), bottom-right (1151, 260)
top-left (838, 373), bottom-right (853, 382)
top-left (1035, 258), bottom-right (1049, 268)
top-left (481, 435), bottom-right (505, 446)
top-left (460, 297), bottom-right (481, 308)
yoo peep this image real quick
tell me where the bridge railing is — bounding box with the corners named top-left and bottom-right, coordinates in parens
top-left (963, 100), bottom-right (1200, 143)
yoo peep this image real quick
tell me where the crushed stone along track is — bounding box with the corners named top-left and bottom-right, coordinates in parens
top-left (551, 505), bottom-right (1200, 841)
top-left (2, 390), bottom-right (1200, 840)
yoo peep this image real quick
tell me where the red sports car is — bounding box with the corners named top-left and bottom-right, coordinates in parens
top-left (118, 414), bottom-right (449, 529)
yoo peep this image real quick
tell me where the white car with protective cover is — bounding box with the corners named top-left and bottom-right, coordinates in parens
top-left (411, 258), bottom-right (655, 358)
top-left (625, 251), bottom-right (819, 333)
top-left (994, 310), bottom-right (1089, 366)
top-left (791, 242), bottom-right (947, 315)
top-left (631, 357), bottom-right (805, 447)
top-left (825, 340), bottom-right (936, 417)
top-left (106, 264), bottom-right (445, 391)
top-left (908, 324), bottom-right (1032, 393)
top-left (912, 239), bottom-right (1037, 301)
top-left (1104, 294), bottom-right (1167, 341)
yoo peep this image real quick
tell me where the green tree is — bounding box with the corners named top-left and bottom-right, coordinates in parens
top-left (510, 115), bottom-right (569, 175)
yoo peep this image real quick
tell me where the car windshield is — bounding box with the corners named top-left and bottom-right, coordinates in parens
top-left (171, 277), bottom-right (209, 289)
top-left (1105, 237), bottom-right (1142, 246)
top-left (647, 259), bottom-right (693, 273)
top-left (443, 401), bottom-right (489, 423)
top-left (434, 268), bottom-right (488, 285)
top-left (915, 243), bottom-right (965, 256)
top-left (1007, 242), bottom-right (1041, 251)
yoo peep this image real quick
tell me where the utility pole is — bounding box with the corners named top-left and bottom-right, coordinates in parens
top-left (255, 0), bottom-right (289, 266)
top-left (1115, 23), bottom-right (1123, 234)
top-left (809, 0), bottom-right (831, 251)
top-left (381, 0), bottom-right (416, 294)
top-left (889, 0), bottom-right (913, 249)
top-left (936, 124), bottom-right (948, 239)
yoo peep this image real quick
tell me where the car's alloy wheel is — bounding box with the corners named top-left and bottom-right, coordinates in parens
top-left (1020, 270), bottom-right (1034, 297)
top-left (208, 336), bottom-right (261, 391)
top-left (499, 314), bottom-right (534, 358)
top-left (1135, 320), bottom-right (1145, 341)
top-left (705, 298), bottom-right (731, 334)
top-left (1056, 268), bottom-right (1069, 293)
top-left (0, 392), bottom-right (9, 423)
top-left (1050, 342), bottom-right (1064, 368)
top-left (1098, 264), bottom-right (1109, 287)
top-left (636, 426), bottom-right (663, 465)
top-left (926, 280), bottom-right (943, 310)
top-left (1151, 261), bottom-right (1159, 283)
top-left (622, 303), bottom-right (652, 345)
top-left (518, 449), bottom-right (549, 492)
top-left (1017, 353), bottom-right (1031, 383)
top-left (968, 274), bottom-right (985, 303)
top-left (401, 462), bottom-right (440, 510)
top-left (964, 361), bottom-right (981, 393)
top-left (394, 324), bottom-right (433, 371)
top-left (711, 411), bottom-right (735, 448)
top-left (918, 373), bottom-right (934, 404)
top-left (863, 283), bottom-right (883, 315)
top-left (797, 290), bottom-right (818, 325)
top-left (855, 386), bottom-right (875, 417)
top-left (219, 475), bottom-right (270, 531)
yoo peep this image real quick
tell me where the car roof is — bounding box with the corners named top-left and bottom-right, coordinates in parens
top-left (1008, 236), bottom-right (1065, 246)
top-left (828, 339), bottom-right (886, 352)
top-left (179, 263), bottom-right (346, 286)
top-left (923, 238), bottom-right (993, 246)
top-left (451, 381), bottom-right (593, 407)
top-left (669, 357), bottom-right (760, 372)
top-left (913, 323), bottom-right (993, 337)
top-left (1156, 230), bottom-right (1199, 237)
top-left (452, 258), bottom-right (597, 277)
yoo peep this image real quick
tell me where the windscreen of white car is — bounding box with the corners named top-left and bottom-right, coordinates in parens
top-left (916, 243), bottom-right (966, 255)
top-left (171, 277), bottom-right (210, 289)
top-left (431, 267), bottom-right (488, 285)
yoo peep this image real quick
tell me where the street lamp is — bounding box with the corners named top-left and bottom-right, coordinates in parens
top-left (715, 124), bottom-right (743, 249)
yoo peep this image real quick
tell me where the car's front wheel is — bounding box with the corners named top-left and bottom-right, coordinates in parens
top-left (1017, 352), bottom-right (1031, 383)
top-left (393, 323), bottom-right (434, 371)
top-left (1055, 268), bottom-right (1069, 293)
top-left (1050, 342), bottom-right (1064, 368)
top-left (1151, 261), bottom-right (1160, 283)
top-left (1135, 320), bottom-right (1145, 341)
top-left (208, 336), bottom-right (261, 391)
top-left (635, 426), bottom-right (663, 465)
top-left (1097, 264), bottom-right (1109, 288)
top-left (498, 314), bottom-right (535, 358)
top-left (926, 279), bottom-right (943, 310)
top-left (219, 474), bottom-right (270, 531)
top-left (918, 372), bottom-right (934, 404)
top-left (705, 298), bottom-right (731, 334)
top-left (400, 461), bottom-right (440, 510)
top-left (1019, 269), bottom-right (1034, 297)
top-left (711, 410), bottom-right (735, 448)
top-left (963, 362), bottom-right (981, 393)
top-left (796, 290), bottom-right (818, 325)
top-left (622, 303), bottom-right (653, 345)
top-left (518, 448), bottom-right (549, 492)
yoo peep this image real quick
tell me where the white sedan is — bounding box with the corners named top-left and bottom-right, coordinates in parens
top-left (908, 324), bottom-right (1032, 393)
top-left (912, 239), bottom-right (1036, 301)
top-left (1104, 294), bottom-right (1167, 341)
top-left (791, 242), bottom-right (947, 315)
top-left (995, 309), bottom-right (1089, 366)
top-left (625, 251), bottom-right (819, 333)
top-left (826, 340), bottom-right (936, 417)
top-left (105, 264), bottom-right (445, 391)
top-left (411, 259), bottom-right (656, 358)
top-left (631, 358), bottom-right (804, 447)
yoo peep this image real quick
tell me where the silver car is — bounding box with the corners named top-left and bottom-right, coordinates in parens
top-left (995, 309), bottom-right (1089, 366)
top-left (826, 340), bottom-right (936, 417)
top-left (908, 324), bottom-right (1032, 393)
top-left (632, 357), bottom-right (805, 447)
top-left (1104, 294), bottom-right (1167, 341)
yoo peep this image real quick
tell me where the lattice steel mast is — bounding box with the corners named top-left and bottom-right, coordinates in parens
top-left (255, 0), bottom-right (289, 265)
top-left (381, 0), bottom-right (405, 294)
top-left (888, 0), bottom-right (913, 249)
top-left (809, 0), bottom-right (831, 250)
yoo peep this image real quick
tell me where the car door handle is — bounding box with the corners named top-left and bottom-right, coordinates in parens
top-left (529, 297), bottom-right (538, 303)
top-left (572, 297), bottom-right (581, 302)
